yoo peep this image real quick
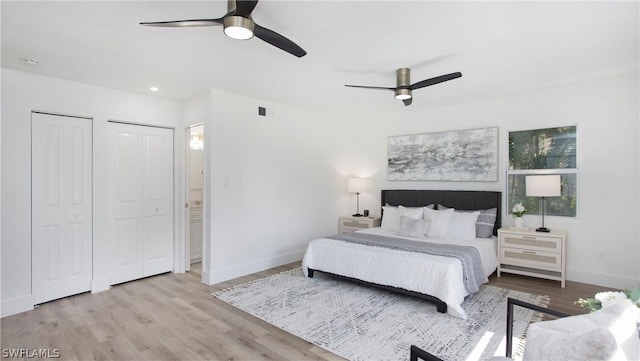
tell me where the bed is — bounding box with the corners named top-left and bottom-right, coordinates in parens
top-left (302, 189), bottom-right (502, 319)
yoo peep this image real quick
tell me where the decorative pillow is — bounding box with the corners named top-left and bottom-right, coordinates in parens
top-left (522, 303), bottom-right (640, 361)
top-left (475, 208), bottom-right (497, 238)
top-left (439, 205), bottom-right (497, 238)
top-left (450, 210), bottom-right (481, 239)
top-left (423, 207), bottom-right (454, 238)
top-left (382, 204), bottom-right (434, 232)
top-left (399, 205), bottom-right (424, 220)
top-left (396, 216), bottom-right (430, 239)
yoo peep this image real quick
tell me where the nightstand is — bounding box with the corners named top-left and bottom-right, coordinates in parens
top-left (497, 227), bottom-right (567, 287)
top-left (339, 216), bottom-right (381, 233)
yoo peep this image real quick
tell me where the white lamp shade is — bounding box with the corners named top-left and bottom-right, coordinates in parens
top-left (526, 175), bottom-right (561, 197)
top-left (347, 177), bottom-right (367, 193)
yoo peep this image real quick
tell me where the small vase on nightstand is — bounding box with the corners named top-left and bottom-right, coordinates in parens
top-left (514, 217), bottom-right (524, 228)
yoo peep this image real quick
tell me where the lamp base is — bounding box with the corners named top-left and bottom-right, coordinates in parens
top-left (535, 227), bottom-right (551, 233)
top-left (352, 213), bottom-right (363, 217)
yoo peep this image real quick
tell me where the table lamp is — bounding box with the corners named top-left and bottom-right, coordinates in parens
top-left (525, 175), bottom-right (561, 232)
top-left (348, 177), bottom-right (366, 217)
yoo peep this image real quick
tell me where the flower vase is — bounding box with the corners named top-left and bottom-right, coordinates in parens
top-left (514, 217), bottom-right (524, 228)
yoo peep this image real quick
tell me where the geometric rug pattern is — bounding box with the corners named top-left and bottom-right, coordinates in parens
top-left (214, 267), bottom-right (549, 361)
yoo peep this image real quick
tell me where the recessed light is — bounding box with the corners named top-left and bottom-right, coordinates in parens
top-left (21, 57), bottom-right (39, 65)
top-left (150, 86), bottom-right (159, 92)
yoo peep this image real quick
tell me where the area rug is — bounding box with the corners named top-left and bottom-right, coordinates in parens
top-left (213, 267), bottom-right (549, 361)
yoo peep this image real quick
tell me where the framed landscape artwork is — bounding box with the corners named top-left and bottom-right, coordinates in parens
top-left (388, 127), bottom-right (498, 181)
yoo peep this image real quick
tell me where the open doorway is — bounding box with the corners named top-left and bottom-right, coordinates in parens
top-left (185, 124), bottom-right (204, 275)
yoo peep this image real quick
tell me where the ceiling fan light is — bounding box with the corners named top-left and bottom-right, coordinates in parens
top-left (223, 16), bottom-right (255, 40)
top-left (395, 89), bottom-right (412, 100)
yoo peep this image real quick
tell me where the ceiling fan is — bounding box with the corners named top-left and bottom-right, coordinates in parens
top-left (345, 69), bottom-right (462, 106)
top-left (140, 0), bottom-right (306, 58)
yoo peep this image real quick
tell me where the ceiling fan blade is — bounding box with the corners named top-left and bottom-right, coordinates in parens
top-left (410, 72), bottom-right (462, 90)
top-left (253, 23), bottom-right (307, 57)
top-left (344, 85), bottom-right (395, 91)
top-left (235, 0), bottom-right (258, 17)
top-left (402, 98), bottom-right (413, 106)
top-left (140, 18), bottom-right (224, 27)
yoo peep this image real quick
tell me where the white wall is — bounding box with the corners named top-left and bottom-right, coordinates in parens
top-left (1, 69), bottom-right (181, 317)
top-left (341, 71), bottom-right (639, 289)
top-left (192, 89), bottom-right (354, 284)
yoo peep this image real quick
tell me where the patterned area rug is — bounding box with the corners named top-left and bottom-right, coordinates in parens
top-left (213, 267), bottom-right (549, 361)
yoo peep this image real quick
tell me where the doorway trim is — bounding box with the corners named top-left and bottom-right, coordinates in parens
top-left (184, 123), bottom-right (204, 274)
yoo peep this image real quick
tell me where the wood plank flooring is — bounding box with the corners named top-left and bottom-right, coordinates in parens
top-left (1, 262), bottom-right (613, 360)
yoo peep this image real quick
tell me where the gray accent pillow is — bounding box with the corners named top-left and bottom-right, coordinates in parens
top-left (438, 205), bottom-right (497, 238)
top-left (396, 216), bottom-right (431, 239)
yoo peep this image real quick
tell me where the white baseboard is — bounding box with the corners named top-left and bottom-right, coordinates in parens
top-left (202, 269), bottom-right (214, 285)
top-left (203, 250), bottom-right (305, 285)
top-left (568, 267), bottom-right (639, 290)
top-left (91, 276), bottom-right (111, 293)
top-left (1, 295), bottom-right (34, 318)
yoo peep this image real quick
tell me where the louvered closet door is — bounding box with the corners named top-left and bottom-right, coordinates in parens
top-left (32, 112), bottom-right (93, 304)
top-left (108, 122), bottom-right (173, 285)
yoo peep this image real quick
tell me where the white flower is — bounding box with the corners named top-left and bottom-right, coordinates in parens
top-left (594, 291), bottom-right (630, 308)
top-left (511, 202), bottom-right (527, 217)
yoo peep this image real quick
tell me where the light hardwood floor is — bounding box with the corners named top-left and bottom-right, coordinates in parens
top-left (1, 262), bottom-right (612, 360)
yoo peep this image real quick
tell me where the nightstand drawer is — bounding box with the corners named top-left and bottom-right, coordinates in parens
top-left (339, 216), bottom-right (381, 233)
top-left (500, 233), bottom-right (561, 253)
top-left (342, 221), bottom-right (370, 229)
top-left (501, 247), bottom-right (561, 270)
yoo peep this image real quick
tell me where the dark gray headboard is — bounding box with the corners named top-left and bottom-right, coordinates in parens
top-left (381, 190), bottom-right (502, 236)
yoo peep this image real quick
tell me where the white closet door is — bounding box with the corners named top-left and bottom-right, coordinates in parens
top-left (141, 126), bottom-right (174, 276)
top-left (108, 123), bottom-right (144, 284)
top-left (108, 122), bottom-right (173, 285)
top-left (32, 113), bottom-right (92, 304)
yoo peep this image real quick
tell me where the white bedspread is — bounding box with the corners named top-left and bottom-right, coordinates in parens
top-left (301, 228), bottom-right (497, 319)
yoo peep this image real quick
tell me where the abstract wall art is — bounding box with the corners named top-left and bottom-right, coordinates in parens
top-left (388, 127), bottom-right (498, 181)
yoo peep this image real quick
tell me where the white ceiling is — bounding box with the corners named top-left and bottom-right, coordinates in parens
top-left (2, 1), bottom-right (638, 112)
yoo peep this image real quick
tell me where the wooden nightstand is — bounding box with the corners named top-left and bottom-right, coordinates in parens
top-left (497, 227), bottom-right (567, 287)
top-left (339, 216), bottom-right (381, 233)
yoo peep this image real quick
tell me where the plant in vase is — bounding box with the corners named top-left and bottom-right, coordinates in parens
top-left (576, 288), bottom-right (640, 335)
top-left (576, 288), bottom-right (640, 312)
top-left (511, 202), bottom-right (527, 228)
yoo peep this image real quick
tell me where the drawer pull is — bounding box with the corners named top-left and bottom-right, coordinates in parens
top-left (522, 250), bottom-right (537, 255)
top-left (522, 236), bottom-right (538, 240)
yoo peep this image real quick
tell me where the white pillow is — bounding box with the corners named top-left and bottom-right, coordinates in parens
top-left (450, 210), bottom-right (480, 239)
top-left (381, 206), bottom-right (399, 231)
top-left (399, 205), bottom-right (424, 220)
top-left (382, 204), bottom-right (435, 232)
top-left (396, 216), bottom-right (430, 239)
top-left (423, 207), bottom-right (454, 238)
top-left (438, 204), bottom-right (497, 238)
